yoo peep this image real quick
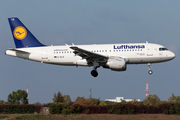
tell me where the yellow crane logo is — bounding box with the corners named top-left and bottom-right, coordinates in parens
top-left (13, 26), bottom-right (27, 40)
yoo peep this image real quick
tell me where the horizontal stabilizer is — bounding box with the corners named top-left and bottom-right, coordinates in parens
top-left (7, 49), bottom-right (30, 54)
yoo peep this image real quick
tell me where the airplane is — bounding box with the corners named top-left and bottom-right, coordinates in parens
top-left (5, 17), bottom-right (175, 77)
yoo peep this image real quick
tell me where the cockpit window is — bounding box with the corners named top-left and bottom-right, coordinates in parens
top-left (159, 48), bottom-right (168, 51)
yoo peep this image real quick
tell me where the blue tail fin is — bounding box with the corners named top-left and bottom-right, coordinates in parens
top-left (8, 17), bottom-right (45, 48)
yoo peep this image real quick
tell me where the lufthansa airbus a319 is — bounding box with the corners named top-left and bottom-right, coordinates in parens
top-left (5, 17), bottom-right (175, 77)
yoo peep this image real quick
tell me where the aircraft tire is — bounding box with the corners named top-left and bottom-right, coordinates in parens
top-left (148, 70), bottom-right (153, 75)
top-left (91, 70), bottom-right (98, 77)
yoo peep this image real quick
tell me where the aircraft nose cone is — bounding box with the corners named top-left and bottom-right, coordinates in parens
top-left (170, 52), bottom-right (175, 60)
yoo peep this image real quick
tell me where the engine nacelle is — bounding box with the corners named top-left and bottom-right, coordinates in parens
top-left (103, 57), bottom-right (127, 71)
top-left (73, 59), bottom-right (88, 66)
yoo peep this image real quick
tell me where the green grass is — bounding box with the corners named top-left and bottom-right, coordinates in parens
top-left (0, 115), bottom-right (8, 119)
top-left (15, 115), bottom-right (46, 120)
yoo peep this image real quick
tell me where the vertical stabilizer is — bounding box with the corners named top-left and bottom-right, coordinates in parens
top-left (8, 17), bottom-right (45, 48)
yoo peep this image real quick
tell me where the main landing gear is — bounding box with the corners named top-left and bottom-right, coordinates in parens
top-left (148, 63), bottom-right (153, 75)
top-left (91, 61), bottom-right (99, 77)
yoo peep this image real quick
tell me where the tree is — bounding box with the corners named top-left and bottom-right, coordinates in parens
top-left (76, 96), bottom-right (84, 101)
top-left (74, 97), bottom-right (96, 106)
top-left (168, 93), bottom-right (180, 103)
top-left (104, 101), bottom-right (116, 105)
top-left (0, 100), bottom-right (4, 104)
top-left (7, 90), bottom-right (28, 104)
top-left (89, 98), bottom-right (100, 105)
top-left (127, 99), bottom-right (140, 105)
top-left (33, 102), bottom-right (41, 105)
top-left (64, 95), bottom-right (71, 104)
top-left (53, 91), bottom-right (64, 103)
top-left (143, 94), bottom-right (160, 105)
top-left (99, 101), bottom-right (107, 106)
top-left (121, 100), bottom-right (127, 104)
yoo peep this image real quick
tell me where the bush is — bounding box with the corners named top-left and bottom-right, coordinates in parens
top-left (34, 105), bottom-right (48, 113)
top-left (68, 104), bottom-right (82, 114)
top-left (99, 101), bottom-right (107, 106)
top-left (74, 98), bottom-right (96, 106)
top-left (61, 108), bottom-right (71, 115)
top-left (1, 102), bottom-right (178, 115)
top-left (143, 94), bottom-right (160, 105)
top-left (82, 105), bottom-right (107, 114)
top-left (85, 109), bottom-right (90, 114)
top-left (48, 103), bottom-right (67, 114)
top-left (0, 105), bottom-right (34, 114)
top-left (48, 103), bottom-right (83, 114)
top-left (175, 104), bottom-right (180, 115)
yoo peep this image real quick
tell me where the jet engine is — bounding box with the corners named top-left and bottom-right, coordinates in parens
top-left (103, 56), bottom-right (127, 71)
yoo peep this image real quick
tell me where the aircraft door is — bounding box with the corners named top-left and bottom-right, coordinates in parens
top-left (42, 48), bottom-right (48, 60)
top-left (147, 45), bottom-right (153, 56)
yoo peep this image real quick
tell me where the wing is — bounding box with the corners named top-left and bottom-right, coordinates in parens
top-left (70, 46), bottom-right (108, 62)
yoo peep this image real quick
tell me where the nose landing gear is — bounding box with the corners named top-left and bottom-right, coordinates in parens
top-left (148, 63), bottom-right (153, 75)
top-left (91, 70), bottom-right (98, 77)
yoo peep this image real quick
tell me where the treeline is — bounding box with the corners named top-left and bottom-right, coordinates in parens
top-left (0, 105), bottom-right (47, 114)
top-left (46, 92), bottom-right (180, 115)
top-left (1, 102), bottom-right (180, 115)
top-left (48, 102), bottom-right (180, 115)
top-left (1, 90), bottom-right (180, 114)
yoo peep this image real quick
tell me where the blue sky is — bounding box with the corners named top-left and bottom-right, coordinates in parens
top-left (0, 0), bottom-right (179, 103)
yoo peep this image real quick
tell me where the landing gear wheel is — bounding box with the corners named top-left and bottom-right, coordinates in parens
top-left (91, 70), bottom-right (98, 77)
top-left (148, 70), bottom-right (153, 75)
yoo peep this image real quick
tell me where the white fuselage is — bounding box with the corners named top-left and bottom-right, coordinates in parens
top-left (5, 43), bottom-right (175, 66)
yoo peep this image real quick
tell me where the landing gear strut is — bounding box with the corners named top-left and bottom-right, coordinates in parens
top-left (148, 63), bottom-right (153, 75)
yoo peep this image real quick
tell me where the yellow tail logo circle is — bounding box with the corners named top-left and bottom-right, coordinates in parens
top-left (13, 26), bottom-right (27, 40)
